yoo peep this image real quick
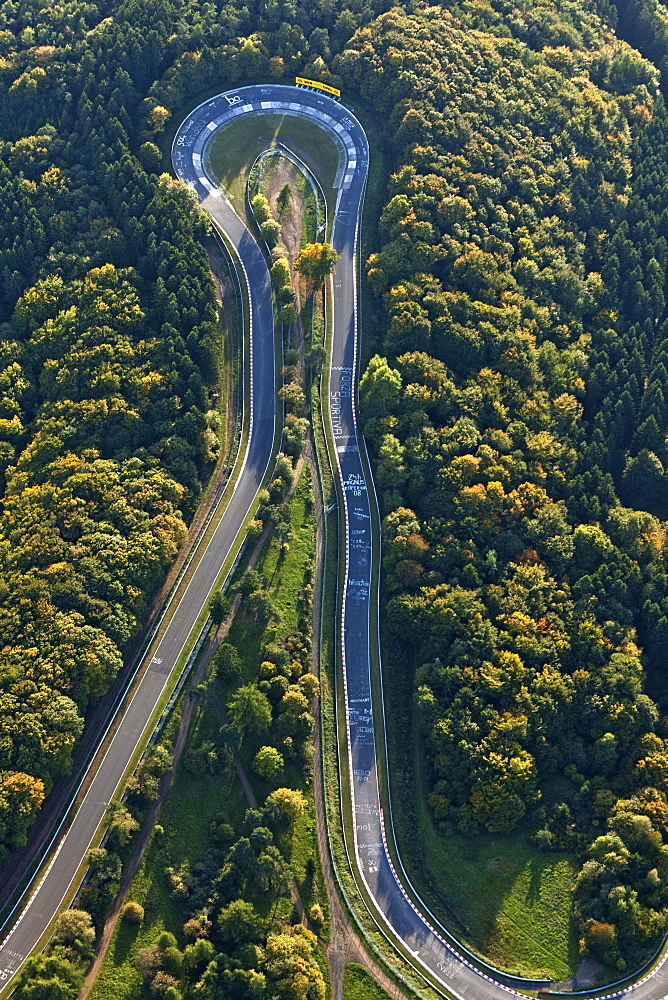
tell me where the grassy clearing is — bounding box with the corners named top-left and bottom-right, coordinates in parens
top-left (368, 558), bottom-right (579, 979)
top-left (343, 964), bottom-right (391, 1000)
top-left (207, 113), bottom-right (340, 214)
top-left (226, 466), bottom-right (316, 675)
top-left (380, 632), bottom-right (578, 982)
top-left (295, 170), bottom-right (318, 247)
top-left (415, 809), bottom-right (578, 980)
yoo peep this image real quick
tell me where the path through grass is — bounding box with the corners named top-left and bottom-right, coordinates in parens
top-left (88, 704), bottom-right (246, 1000)
top-left (222, 466), bottom-right (329, 923)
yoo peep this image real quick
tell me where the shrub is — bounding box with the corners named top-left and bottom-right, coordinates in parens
top-left (162, 946), bottom-right (183, 976)
top-left (157, 931), bottom-right (177, 952)
top-left (183, 917), bottom-right (211, 939)
top-left (136, 944), bottom-right (162, 981)
top-left (122, 901), bottom-right (145, 923)
top-left (53, 908), bottom-right (95, 945)
top-left (151, 971), bottom-right (180, 996)
top-left (253, 745), bottom-right (285, 779)
top-left (14, 955), bottom-right (83, 1000)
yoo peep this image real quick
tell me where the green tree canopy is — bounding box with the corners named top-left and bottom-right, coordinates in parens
top-left (294, 243), bottom-right (339, 287)
top-left (227, 684), bottom-right (272, 736)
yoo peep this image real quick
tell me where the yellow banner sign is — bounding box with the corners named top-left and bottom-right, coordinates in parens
top-left (295, 76), bottom-right (341, 98)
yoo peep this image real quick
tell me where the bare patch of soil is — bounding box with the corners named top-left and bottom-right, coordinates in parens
top-left (486, 858), bottom-right (517, 875)
top-left (263, 158), bottom-right (306, 263)
top-left (553, 956), bottom-right (604, 992)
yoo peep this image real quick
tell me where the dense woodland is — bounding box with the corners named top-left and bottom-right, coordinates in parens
top-left (5, 0), bottom-right (668, 979)
top-left (353, 0), bottom-right (668, 973)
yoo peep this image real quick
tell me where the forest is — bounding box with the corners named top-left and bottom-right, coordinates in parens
top-left (4, 0), bottom-right (668, 980)
top-left (353, 0), bottom-right (668, 973)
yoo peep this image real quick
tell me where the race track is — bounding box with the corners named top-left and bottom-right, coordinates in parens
top-left (4, 83), bottom-right (668, 1000)
top-left (176, 84), bottom-right (668, 1000)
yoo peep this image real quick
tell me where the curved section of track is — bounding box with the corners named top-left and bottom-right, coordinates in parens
top-left (174, 85), bottom-right (551, 1000)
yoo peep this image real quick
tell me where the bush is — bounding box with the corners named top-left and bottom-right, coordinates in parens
top-left (136, 944), bottom-right (162, 981)
top-left (260, 218), bottom-right (282, 247)
top-left (183, 937), bottom-right (215, 972)
top-left (309, 904), bottom-right (324, 929)
top-left (251, 193), bottom-right (271, 223)
top-left (264, 787), bottom-right (307, 832)
top-left (208, 591), bottom-right (231, 625)
top-left (253, 745), bottom-right (285, 779)
top-left (157, 931), bottom-right (177, 952)
top-left (14, 955), bottom-right (83, 1000)
top-left (86, 847), bottom-right (122, 886)
top-left (162, 946), bottom-right (184, 976)
top-left (151, 971), bottom-right (180, 996)
top-left (122, 901), bottom-right (145, 923)
top-left (298, 673), bottom-right (320, 700)
top-left (183, 916), bottom-right (212, 939)
top-left (53, 908), bottom-right (96, 945)
top-left (106, 802), bottom-right (139, 852)
top-left (138, 141), bottom-right (162, 172)
top-left (214, 643), bottom-right (242, 685)
top-left (280, 303), bottom-right (297, 325)
top-left (270, 257), bottom-right (291, 287)
top-left (247, 519), bottom-right (264, 542)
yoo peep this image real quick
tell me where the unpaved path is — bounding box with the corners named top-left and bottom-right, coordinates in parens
top-left (79, 653), bottom-right (208, 1000)
top-left (206, 688), bottom-right (307, 926)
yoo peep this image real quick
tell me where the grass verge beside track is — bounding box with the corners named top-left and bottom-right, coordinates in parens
top-left (207, 113), bottom-right (340, 218)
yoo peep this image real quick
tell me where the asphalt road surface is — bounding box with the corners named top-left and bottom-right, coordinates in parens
top-left (0, 91), bottom-right (278, 995)
top-left (3, 84), bottom-right (668, 1000)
